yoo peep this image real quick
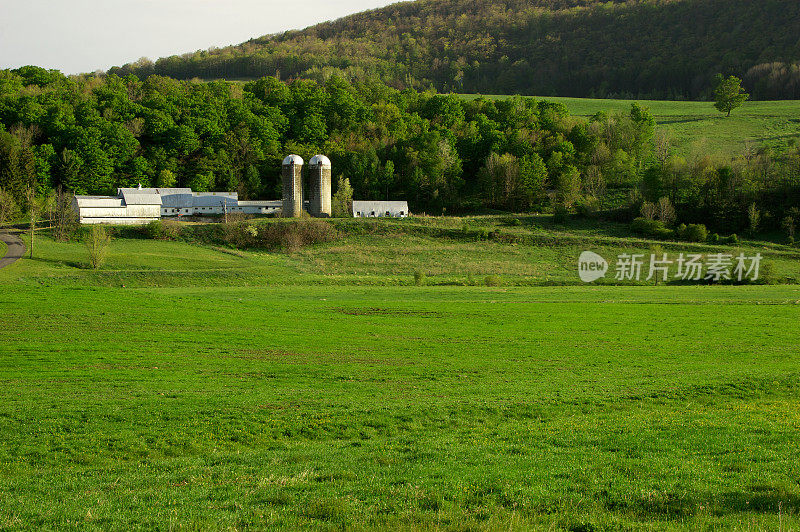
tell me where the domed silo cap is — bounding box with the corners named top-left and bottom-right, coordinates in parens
top-left (309, 154), bottom-right (332, 168)
top-left (282, 154), bottom-right (304, 166)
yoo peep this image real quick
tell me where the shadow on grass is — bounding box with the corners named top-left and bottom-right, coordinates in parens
top-left (26, 256), bottom-right (86, 269)
top-left (603, 489), bottom-right (800, 519)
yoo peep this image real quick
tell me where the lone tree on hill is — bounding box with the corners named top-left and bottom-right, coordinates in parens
top-left (714, 74), bottom-right (749, 117)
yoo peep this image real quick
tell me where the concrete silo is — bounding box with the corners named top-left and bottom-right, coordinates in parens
top-left (308, 155), bottom-right (332, 218)
top-left (281, 154), bottom-right (304, 217)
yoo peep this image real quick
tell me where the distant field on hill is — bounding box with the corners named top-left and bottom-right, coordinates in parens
top-left (463, 95), bottom-right (800, 157)
top-left (2, 219), bottom-right (799, 528)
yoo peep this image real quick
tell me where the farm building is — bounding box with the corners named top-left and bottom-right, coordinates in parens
top-left (352, 200), bottom-right (409, 218)
top-left (72, 189), bottom-right (161, 225)
top-left (73, 186), bottom-right (280, 224)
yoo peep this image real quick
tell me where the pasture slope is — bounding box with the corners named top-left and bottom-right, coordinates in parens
top-left (0, 217), bottom-right (798, 530)
top-left (464, 95), bottom-right (800, 158)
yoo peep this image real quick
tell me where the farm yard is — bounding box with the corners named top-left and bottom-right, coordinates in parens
top-left (1, 218), bottom-right (799, 530)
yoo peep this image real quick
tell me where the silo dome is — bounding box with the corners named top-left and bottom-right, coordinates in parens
top-left (282, 154), bottom-right (304, 166)
top-left (309, 154), bottom-right (331, 168)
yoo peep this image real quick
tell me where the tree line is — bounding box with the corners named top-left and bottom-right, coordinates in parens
top-left (108, 0), bottom-right (800, 100)
top-left (1, 67), bottom-right (800, 237)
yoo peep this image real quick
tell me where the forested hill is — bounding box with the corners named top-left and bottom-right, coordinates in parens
top-left (108, 0), bottom-right (800, 100)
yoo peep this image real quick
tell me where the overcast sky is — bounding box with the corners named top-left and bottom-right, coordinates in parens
top-left (0, 0), bottom-right (400, 74)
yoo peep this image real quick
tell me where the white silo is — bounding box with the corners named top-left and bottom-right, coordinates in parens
top-left (308, 154), bottom-right (332, 218)
top-left (281, 154), bottom-right (304, 217)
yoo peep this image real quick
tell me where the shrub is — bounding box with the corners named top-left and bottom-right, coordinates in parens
top-left (757, 261), bottom-right (778, 284)
top-left (725, 233), bottom-right (740, 245)
top-left (575, 195), bottom-right (600, 218)
top-left (143, 219), bottom-right (182, 241)
top-left (678, 224), bottom-right (708, 242)
top-left (484, 275), bottom-right (501, 286)
top-left (256, 220), bottom-right (340, 251)
top-left (630, 217), bottom-right (673, 239)
top-left (413, 270), bottom-right (426, 286)
top-left (84, 225), bottom-right (110, 269)
top-left (501, 216), bottom-right (522, 226)
top-left (709, 233), bottom-right (720, 244)
top-left (552, 204), bottom-right (570, 224)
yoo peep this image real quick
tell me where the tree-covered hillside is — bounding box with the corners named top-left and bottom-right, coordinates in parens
top-left (109, 0), bottom-right (800, 100)
top-left (3, 67), bottom-right (800, 236)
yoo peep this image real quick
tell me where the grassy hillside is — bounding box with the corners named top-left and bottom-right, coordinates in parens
top-left (109, 0), bottom-right (800, 100)
top-left (3, 216), bottom-right (800, 287)
top-left (1, 223), bottom-right (799, 529)
top-left (465, 96), bottom-right (800, 157)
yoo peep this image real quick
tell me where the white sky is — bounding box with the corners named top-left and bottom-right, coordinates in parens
top-left (0, 0), bottom-right (400, 74)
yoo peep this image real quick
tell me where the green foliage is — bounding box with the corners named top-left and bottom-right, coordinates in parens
top-left (678, 223), bottom-right (709, 243)
top-left (109, 0), bottom-right (800, 101)
top-left (84, 225), bottom-right (110, 269)
top-left (630, 217), bottom-right (673, 239)
top-left (714, 75), bottom-right (750, 116)
top-left (331, 176), bottom-right (353, 218)
top-left (0, 186), bottom-right (19, 224)
top-left (413, 270), bottom-right (426, 286)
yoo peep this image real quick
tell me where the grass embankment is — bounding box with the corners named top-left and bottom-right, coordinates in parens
top-left (462, 95), bottom-right (800, 158)
top-left (2, 215), bottom-right (798, 288)
top-left (1, 218), bottom-right (799, 529)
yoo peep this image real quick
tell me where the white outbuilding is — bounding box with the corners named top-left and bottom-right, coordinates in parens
top-left (352, 200), bottom-right (410, 218)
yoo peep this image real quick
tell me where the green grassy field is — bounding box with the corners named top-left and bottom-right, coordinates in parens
top-left (1, 219), bottom-right (799, 530)
top-left (462, 95), bottom-right (800, 158)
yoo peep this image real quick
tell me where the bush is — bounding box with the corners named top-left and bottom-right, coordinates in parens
top-left (682, 223), bottom-right (709, 243)
top-left (709, 233), bottom-right (720, 244)
top-left (630, 217), bottom-right (673, 239)
top-left (413, 270), bottom-right (426, 286)
top-left (501, 216), bottom-right (522, 226)
top-left (256, 219), bottom-right (340, 251)
top-left (143, 220), bottom-right (181, 240)
top-left (725, 233), bottom-right (739, 245)
top-left (575, 195), bottom-right (600, 218)
top-left (552, 204), bottom-right (570, 224)
top-left (484, 275), bottom-right (501, 286)
top-left (758, 261), bottom-right (778, 284)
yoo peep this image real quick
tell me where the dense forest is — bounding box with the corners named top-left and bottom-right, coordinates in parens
top-left (2, 67), bottom-right (800, 236)
top-left (108, 0), bottom-right (800, 100)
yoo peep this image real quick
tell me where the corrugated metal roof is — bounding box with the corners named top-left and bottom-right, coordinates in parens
top-left (159, 193), bottom-right (194, 208)
top-left (238, 200), bottom-right (282, 207)
top-left (74, 196), bottom-right (125, 208)
top-left (191, 195), bottom-right (238, 207)
top-left (120, 190), bottom-right (162, 206)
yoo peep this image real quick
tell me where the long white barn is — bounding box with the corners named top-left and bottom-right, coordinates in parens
top-left (74, 187), bottom-right (280, 224)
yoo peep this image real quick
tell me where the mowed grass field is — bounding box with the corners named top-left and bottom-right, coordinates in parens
top-left (1, 220), bottom-right (799, 529)
top-left (462, 95), bottom-right (800, 158)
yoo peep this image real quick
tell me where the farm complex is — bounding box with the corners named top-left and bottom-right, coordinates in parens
top-left (73, 155), bottom-right (409, 223)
